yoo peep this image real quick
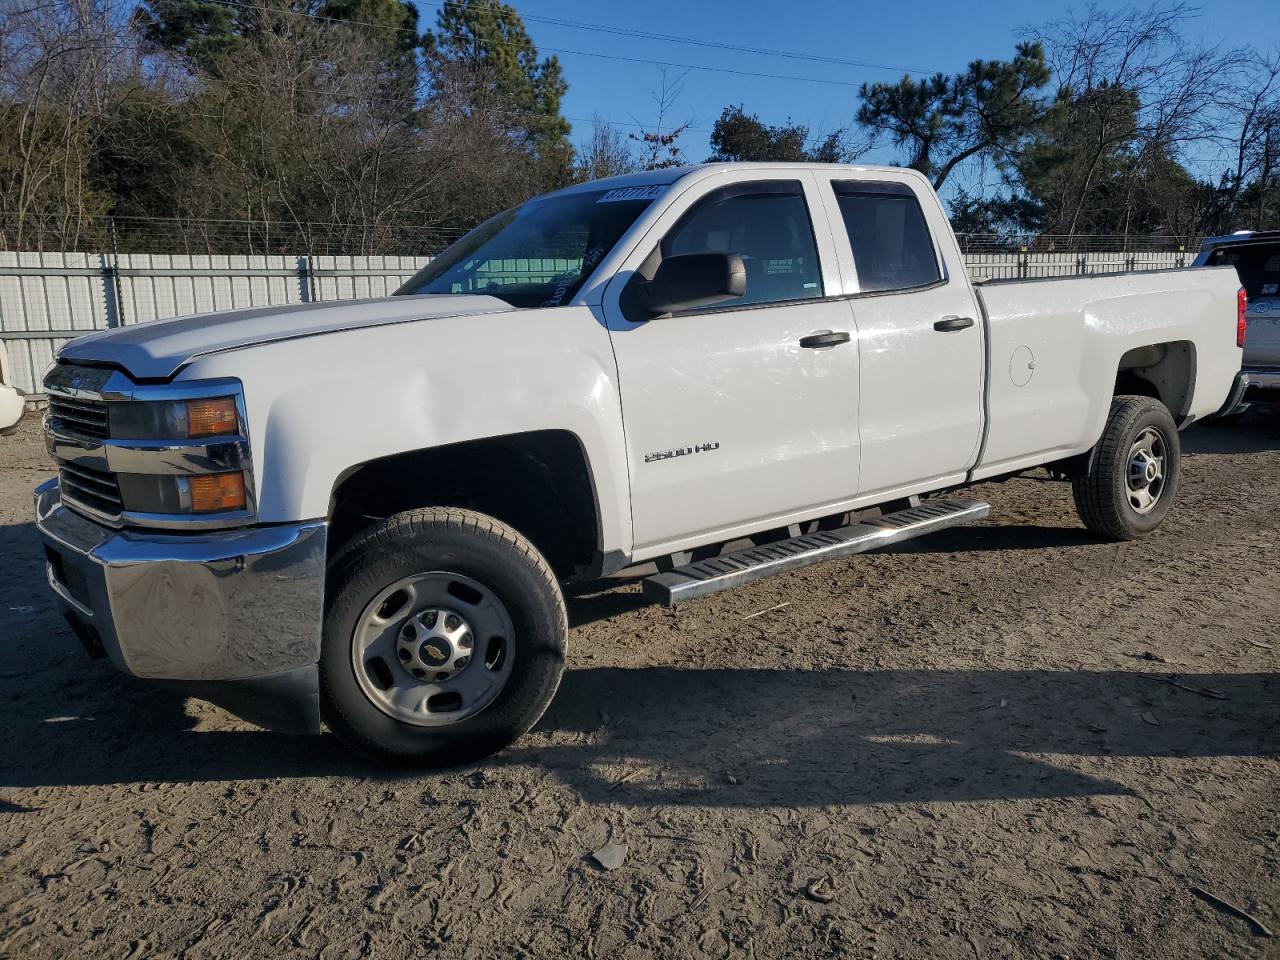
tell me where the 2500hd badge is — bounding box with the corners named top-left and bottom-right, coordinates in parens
top-left (644, 441), bottom-right (721, 463)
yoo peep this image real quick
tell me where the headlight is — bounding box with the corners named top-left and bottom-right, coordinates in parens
top-left (117, 471), bottom-right (248, 514)
top-left (109, 396), bottom-right (240, 440)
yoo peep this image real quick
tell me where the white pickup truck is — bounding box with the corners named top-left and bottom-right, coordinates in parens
top-left (35, 162), bottom-right (1243, 764)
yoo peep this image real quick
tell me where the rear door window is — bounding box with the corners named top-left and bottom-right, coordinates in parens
top-left (831, 181), bottom-right (942, 293)
top-left (660, 180), bottom-right (823, 308)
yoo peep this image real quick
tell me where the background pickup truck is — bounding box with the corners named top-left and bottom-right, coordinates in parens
top-left (1195, 229), bottom-right (1280, 410)
top-left (34, 162), bottom-right (1243, 765)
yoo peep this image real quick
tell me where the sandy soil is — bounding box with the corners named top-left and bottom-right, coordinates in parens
top-left (0, 409), bottom-right (1277, 959)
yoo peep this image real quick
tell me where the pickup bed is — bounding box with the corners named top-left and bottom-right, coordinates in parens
top-left (35, 162), bottom-right (1243, 764)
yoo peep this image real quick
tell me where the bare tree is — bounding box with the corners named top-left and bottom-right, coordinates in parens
top-left (630, 69), bottom-right (692, 170)
top-left (0, 0), bottom-right (143, 248)
top-left (574, 115), bottom-right (637, 182)
top-left (1026, 2), bottom-right (1236, 238)
top-left (1214, 49), bottom-right (1280, 229)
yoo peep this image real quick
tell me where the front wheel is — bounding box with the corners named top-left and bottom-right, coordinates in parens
top-left (1071, 395), bottom-right (1180, 541)
top-left (321, 507), bottom-right (567, 765)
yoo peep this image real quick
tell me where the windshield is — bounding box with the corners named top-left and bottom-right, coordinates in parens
top-left (395, 186), bottom-right (662, 308)
top-left (1207, 242), bottom-right (1280, 301)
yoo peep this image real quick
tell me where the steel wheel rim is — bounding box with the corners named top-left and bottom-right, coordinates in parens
top-left (351, 571), bottom-right (516, 727)
top-left (1126, 426), bottom-right (1167, 515)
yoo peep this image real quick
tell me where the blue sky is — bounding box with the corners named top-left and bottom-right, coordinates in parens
top-left (415, 0), bottom-right (1280, 195)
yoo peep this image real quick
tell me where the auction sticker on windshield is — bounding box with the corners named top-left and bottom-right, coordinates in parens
top-left (598, 185), bottom-right (665, 203)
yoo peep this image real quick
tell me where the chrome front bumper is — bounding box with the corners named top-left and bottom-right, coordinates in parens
top-left (34, 478), bottom-right (327, 733)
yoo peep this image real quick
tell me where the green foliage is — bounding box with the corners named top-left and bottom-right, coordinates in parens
top-left (1004, 82), bottom-right (1206, 236)
top-left (947, 189), bottom-right (1039, 239)
top-left (857, 42), bottom-right (1053, 189)
top-left (5, 0), bottom-right (1277, 255)
top-left (318, 0), bottom-right (420, 92)
top-left (708, 106), bottom-right (846, 163)
top-left (88, 81), bottom-right (204, 221)
top-left (136, 0), bottom-right (252, 71)
top-left (422, 0), bottom-right (570, 164)
top-left (2, 0), bottom-right (577, 252)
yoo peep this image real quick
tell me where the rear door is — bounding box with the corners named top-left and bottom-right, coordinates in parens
top-left (602, 173), bottom-right (861, 555)
top-left (820, 176), bottom-right (985, 498)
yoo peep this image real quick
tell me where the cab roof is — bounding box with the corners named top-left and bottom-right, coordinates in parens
top-left (550, 162), bottom-right (927, 199)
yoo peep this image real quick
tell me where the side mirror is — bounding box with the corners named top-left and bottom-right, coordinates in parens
top-left (633, 252), bottom-right (747, 316)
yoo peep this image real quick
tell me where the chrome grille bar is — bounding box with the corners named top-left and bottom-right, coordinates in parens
top-left (59, 462), bottom-right (124, 518)
top-left (47, 396), bottom-right (109, 438)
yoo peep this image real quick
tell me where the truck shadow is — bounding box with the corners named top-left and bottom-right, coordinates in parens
top-left (1182, 401), bottom-right (1280, 454)
top-left (508, 666), bottom-right (1279, 807)
top-left (1, 657), bottom-right (1274, 808)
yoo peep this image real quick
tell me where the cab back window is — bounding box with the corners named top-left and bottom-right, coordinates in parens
top-left (832, 181), bottom-right (941, 293)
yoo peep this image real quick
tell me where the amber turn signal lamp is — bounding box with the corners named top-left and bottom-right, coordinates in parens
top-left (186, 396), bottom-right (239, 438)
top-left (187, 472), bottom-right (247, 512)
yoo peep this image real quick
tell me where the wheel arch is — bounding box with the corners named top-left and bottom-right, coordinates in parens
top-left (326, 429), bottom-right (605, 581)
top-left (1115, 340), bottom-right (1197, 422)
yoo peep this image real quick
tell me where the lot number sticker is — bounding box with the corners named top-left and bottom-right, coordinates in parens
top-left (597, 185), bottom-right (665, 203)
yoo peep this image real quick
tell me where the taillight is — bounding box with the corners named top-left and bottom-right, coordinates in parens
top-left (1238, 287), bottom-right (1248, 348)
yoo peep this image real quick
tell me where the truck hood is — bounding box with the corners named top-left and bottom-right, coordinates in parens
top-left (57, 294), bottom-right (515, 380)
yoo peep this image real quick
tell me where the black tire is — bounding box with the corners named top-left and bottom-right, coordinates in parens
top-left (321, 507), bottom-right (566, 766)
top-left (1071, 395), bottom-right (1180, 541)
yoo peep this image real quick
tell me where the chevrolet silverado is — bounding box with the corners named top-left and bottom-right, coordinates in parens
top-left (34, 163), bottom-right (1244, 764)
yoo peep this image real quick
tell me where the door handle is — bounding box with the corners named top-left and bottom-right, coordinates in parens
top-left (934, 316), bottom-right (975, 332)
top-left (799, 331), bottom-right (851, 349)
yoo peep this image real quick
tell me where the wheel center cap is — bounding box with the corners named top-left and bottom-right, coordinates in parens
top-left (1131, 452), bottom-right (1156, 486)
top-left (420, 637), bottom-right (451, 665)
top-left (395, 607), bottom-right (473, 682)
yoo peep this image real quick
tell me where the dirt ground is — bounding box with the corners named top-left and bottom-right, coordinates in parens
top-left (0, 408), bottom-right (1277, 960)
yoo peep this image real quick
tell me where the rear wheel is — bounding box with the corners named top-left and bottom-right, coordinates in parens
top-left (321, 507), bottom-right (566, 765)
top-left (1071, 395), bottom-right (1180, 541)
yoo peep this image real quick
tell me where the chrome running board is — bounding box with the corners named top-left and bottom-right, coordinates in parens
top-left (642, 498), bottom-right (990, 607)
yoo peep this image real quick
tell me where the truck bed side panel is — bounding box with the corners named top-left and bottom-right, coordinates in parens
top-left (973, 267), bottom-right (1241, 480)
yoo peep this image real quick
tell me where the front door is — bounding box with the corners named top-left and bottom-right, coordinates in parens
top-left (603, 175), bottom-right (861, 555)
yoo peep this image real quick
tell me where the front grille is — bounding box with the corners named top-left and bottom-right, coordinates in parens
top-left (48, 395), bottom-right (110, 438)
top-left (59, 461), bottom-right (124, 517)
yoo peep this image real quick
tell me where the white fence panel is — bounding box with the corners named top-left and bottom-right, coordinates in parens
top-left (310, 255), bottom-right (429, 301)
top-left (0, 248), bottom-right (1196, 396)
top-left (0, 252), bottom-right (111, 401)
top-left (118, 254), bottom-right (307, 323)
